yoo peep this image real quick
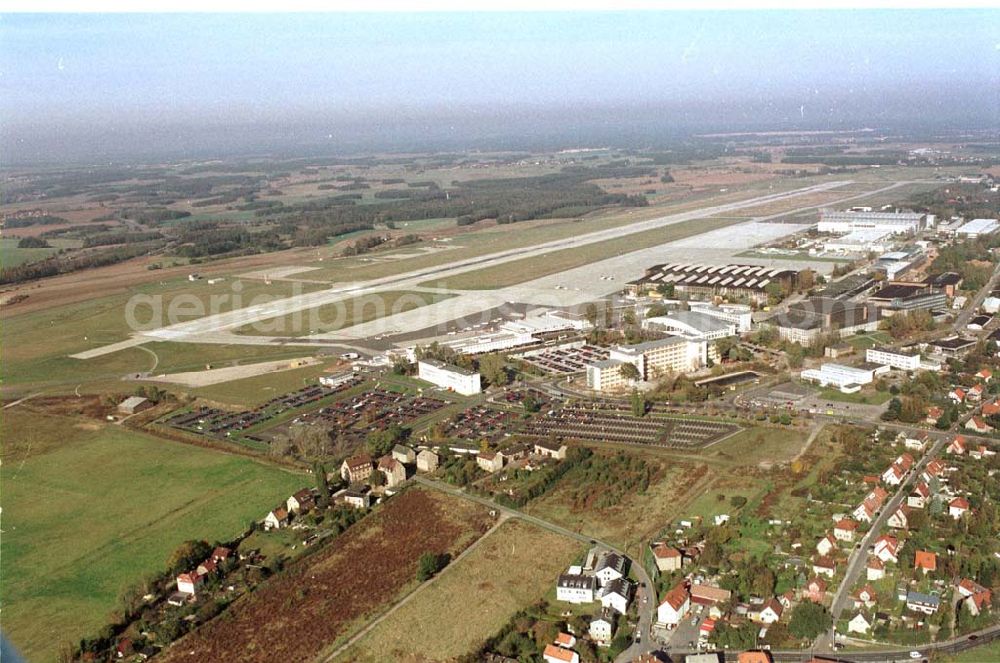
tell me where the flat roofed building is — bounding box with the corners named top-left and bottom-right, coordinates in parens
top-left (770, 297), bottom-right (877, 344)
top-left (688, 301), bottom-right (753, 333)
top-left (417, 359), bottom-right (482, 396)
top-left (866, 347), bottom-right (922, 371)
top-left (586, 336), bottom-right (706, 392)
top-left (818, 209), bottom-right (924, 234)
top-left (955, 218), bottom-right (999, 238)
top-left (801, 363), bottom-right (885, 393)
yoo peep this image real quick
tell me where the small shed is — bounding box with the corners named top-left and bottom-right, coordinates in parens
top-left (118, 396), bottom-right (152, 415)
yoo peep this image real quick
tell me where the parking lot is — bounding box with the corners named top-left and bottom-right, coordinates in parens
top-left (519, 344), bottom-right (610, 375)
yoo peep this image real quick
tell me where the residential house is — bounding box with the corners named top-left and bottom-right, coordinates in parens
top-left (416, 449), bottom-right (440, 473)
top-left (593, 552), bottom-right (627, 586)
top-left (926, 407), bottom-right (944, 425)
top-left (834, 518), bottom-right (858, 542)
top-left (657, 582), bottom-right (690, 627)
top-left (887, 505), bottom-right (910, 530)
top-left (949, 497), bottom-right (970, 519)
top-left (948, 436), bottom-right (968, 455)
top-left (737, 651), bottom-right (772, 663)
top-left (264, 506), bottom-right (289, 530)
top-left (908, 482), bottom-right (931, 509)
top-left (556, 573), bottom-right (596, 604)
top-left (342, 488), bottom-right (371, 509)
top-left (923, 459), bottom-right (948, 483)
top-left (906, 591), bottom-right (941, 615)
top-left (477, 451), bottom-right (504, 473)
top-left (853, 584), bottom-right (879, 609)
top-left (804, 576), bottom-right (827, 603)
top-left (949, 388), bottom-right (967, 404)
top-left (176, 571), bottom-right (204, 596)
top-left (378, 456), bottom-right (407, 488)
top-left (534, 439), bottom-right (568, 460)
top-left (982, 400), bottom-right (1000, 417)
top-left (957, 579), bottom-right (992, 617)
top-left (867, 556), bottom-right (886, 581)
top-left (874, 535), bottom-right (900, 564)
top-left (392, 444), bottom-right (416, 464)
top-left (210, 546), bottom-right (231, 563)
top-left (854, 486), bottom-right (890, 523)
top-left (700, 618), bottom-right (718, 643)
top-left (554, 632), bottom-right (576, 649)
top-left (971, 444), bottom-right (996, 460)
top-left (968, 384), bottom-right (985, 403)
top-left (196, 558), bottom-right (218, 577)
top-left (816, 534), bottom-right (837, 556)
top-left (904, 431), bottom-right (930, 451)
top-left (543, 644), bottom-right (579, 663)
top-left (341, 453), bottom-right (373, 483)
top-left (966, 416), bottom-right (993, 434)
top-left (976, 368), bottom-right (993, 382)
top-left (757, 598), bottom-right (783, 625)
top-left (690, 583), bottom-right (732, 611)
top-left (848, 612), bottom-right (873, 635)
top-left (589, 609), bottom-right (616, 646)
top-left (600, 578), bottom-right (633, 614)
top-left (651, 543), bottom-right (683, 572)
top-left (914, 550), bottom-right (937, 575)
top-left (286, 488), bottom-right (315, 515)
top-left (812, 556), bottom-right (836, 578)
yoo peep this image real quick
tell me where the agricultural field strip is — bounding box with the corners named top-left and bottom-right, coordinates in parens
top-left (74, 181), bottom-right (856, 357)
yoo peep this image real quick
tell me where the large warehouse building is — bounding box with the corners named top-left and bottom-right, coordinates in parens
top-left (626, 263), bottom-right (799, 306)
top-left (817, 208), bottom-right (925, 235)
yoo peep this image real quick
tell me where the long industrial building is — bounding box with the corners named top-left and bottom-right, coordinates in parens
top-left (626, 263), bottom-right (800, 306)
top-left (818, 208), bottom-right (925, 235)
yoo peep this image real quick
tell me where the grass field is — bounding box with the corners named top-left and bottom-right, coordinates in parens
top-left (1, 275), bottom-right (326, 390)
top-left (1, 409), bottom-right (307, 662)
top-left (340, 519), bottom-right (582, 663)
top-left (843, 331), bottom-right (893, 351)
top-left (0, 237), bottom-right (82, 267)
top-left (819, 387), bottom-right (893, 405)
top-left (233, 289), bottom-right (455, 336)
top-left (942, 640), bottom-right (1000, 662)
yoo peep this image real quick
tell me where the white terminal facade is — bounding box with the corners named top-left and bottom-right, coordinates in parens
top-left (586, 336), bottom-right (706, 392)
top-left (800, 362), bottom-right (890, 394)
top-left (866, 347), bottom-right (922, 371)
top-left (417, 359), bottom-right (482, 395)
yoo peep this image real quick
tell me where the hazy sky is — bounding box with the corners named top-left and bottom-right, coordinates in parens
top-left (1, 10), bottom-right (997, 162)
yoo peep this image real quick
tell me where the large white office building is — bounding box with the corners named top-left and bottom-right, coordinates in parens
top-left (688, 301), bottom-right (753, 333)
top-left (866, 347), bottom-right (922, 371)
top-left (586, 336), bottom-right (706, 392)
top-left (417, 359), bottom-right (482, 395)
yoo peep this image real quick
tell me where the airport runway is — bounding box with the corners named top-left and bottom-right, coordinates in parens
top-left (72, 180), bottom-right (913, 359)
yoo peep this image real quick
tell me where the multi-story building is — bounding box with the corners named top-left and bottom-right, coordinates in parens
top-left (866, 347), bottom-right (922, 371)
top-left (417, 359), bottom-right (482, 395)
top-left (769, 297), bottom-right (878, 344)
top-left (688, 301), bottom-right (753, 333)
top-left (586, 336), bottom-right (706, 392)
top-left (556, 573), bottom-right (597, 604)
